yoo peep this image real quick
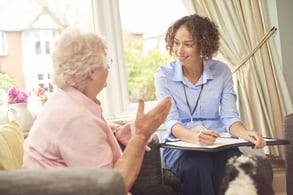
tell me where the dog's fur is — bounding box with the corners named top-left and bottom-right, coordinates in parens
top-left (218, 155), bottom-right (274, 195)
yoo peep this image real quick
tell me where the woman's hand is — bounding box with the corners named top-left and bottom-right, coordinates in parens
top-left (229, 122), bottom-right (266, 149)
top-left (245, 131), bottom-right (266, 149)
top-left (133, 96), bottom-right (172, 141)
top-left (194, 128), bottom-right (220, 146)
top-left (113, 96), bottom-right (171, 192)
top-left (115, 124), bottom-right (132, 146)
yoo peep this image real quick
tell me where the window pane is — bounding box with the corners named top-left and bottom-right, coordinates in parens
top-left (45, 41), bottom-right (50, 54)
top-left (37, 74), bottom-right (44, 80)
top-left (35, 41), bottom-right (41, 55)
top-left (0, 32), bottom-right (8, 56)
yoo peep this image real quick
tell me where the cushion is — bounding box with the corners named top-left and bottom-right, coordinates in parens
top-left (0, 168), bottom-right (125, 195)
top-left (0, 121), bottom-right (24, 170)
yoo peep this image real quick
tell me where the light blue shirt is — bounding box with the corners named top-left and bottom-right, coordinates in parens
top-left (155, 60), bottom-right (241, 141)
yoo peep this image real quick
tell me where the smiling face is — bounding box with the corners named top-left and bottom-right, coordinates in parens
top-left (173, 25), bottom-right (202, 68)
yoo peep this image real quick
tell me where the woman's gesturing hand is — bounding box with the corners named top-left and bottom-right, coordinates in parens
top-left (134, 96), bottom-right (172, 141)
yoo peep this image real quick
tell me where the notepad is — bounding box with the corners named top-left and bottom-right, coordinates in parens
top-left (159, 137), bottom-right (289, 152)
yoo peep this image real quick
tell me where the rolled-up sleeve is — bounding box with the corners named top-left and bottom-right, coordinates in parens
top-left (220, 65), bottom-right (241, 131)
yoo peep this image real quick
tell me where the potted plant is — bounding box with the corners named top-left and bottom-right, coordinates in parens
top-left (7, 87), bottom-right (33, 135)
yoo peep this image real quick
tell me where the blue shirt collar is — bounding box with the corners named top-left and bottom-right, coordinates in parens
top-left (173, 60), bottom-right (214, 84)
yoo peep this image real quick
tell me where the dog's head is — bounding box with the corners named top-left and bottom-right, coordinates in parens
top-left (218, 155), bottom-right (274, 195)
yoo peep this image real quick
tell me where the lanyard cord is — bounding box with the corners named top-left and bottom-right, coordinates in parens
top-left (182, 83), bottom-right (204, 121)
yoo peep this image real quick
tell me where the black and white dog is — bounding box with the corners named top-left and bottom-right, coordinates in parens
top-left (218, 155), bottom-right (274, 195)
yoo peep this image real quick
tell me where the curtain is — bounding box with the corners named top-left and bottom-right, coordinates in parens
top-left (181, 0), bottom-right (292, 158)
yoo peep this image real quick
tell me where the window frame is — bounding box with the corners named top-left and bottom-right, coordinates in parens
top-left (0, 32), bottom-right (8, 56)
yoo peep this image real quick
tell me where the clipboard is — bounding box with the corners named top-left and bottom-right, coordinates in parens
top-left (159, 137), bottom-right (290, 152)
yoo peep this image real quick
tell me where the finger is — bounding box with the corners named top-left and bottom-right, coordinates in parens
top-left (199, 132), bottom-right (217, 142)
top-left (157, 96), bottom-right (171, 111)
top-left (247, 135), bottom-right (258, 144)
top-left (136, 99), bottom-right (145, 118)
top-left (255, 138), bottom-right (266, 148)
top-left (202, 129), bottom-right (220, 138)
top-left (199, 137), bottom-right (217, 146)
top-left (210, 131), bottom-right (220, 138)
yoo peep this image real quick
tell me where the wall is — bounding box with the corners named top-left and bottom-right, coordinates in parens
top-left (0, 32), bottom-right (25, 90)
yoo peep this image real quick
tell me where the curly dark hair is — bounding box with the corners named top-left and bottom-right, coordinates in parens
top-left (165, 14), bottom-right (220, 59)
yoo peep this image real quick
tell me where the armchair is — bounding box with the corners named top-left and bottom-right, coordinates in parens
top-left (284, 113), bottom-right (293, 194)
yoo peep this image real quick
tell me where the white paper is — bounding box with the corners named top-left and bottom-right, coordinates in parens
top-left (166, 137), bottom-right (248, 149)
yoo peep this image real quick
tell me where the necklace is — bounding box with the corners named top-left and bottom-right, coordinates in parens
top-left (182, 83), bottom-right (204, 123)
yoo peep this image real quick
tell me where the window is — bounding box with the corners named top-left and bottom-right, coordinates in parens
top-left (33, 30), bottom-right (58, 55)
top-left (92, 0), bottom-right (188, 119)
top-left (2, 0), bottom-right (188, 120)
top-left (1, 0), bottom-right (94, 97)
top-left (119, 0), bottom-right (188, 102)
top-left (26, 0), bottom-right (94, 93)
top-left (0, 32), bottom-right (7, 56)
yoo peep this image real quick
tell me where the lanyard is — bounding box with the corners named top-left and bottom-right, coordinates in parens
top-left (182, 83), bottom-right (204, 123)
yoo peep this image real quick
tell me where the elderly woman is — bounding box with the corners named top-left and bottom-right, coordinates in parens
top-left (23, 28), bottom-right (172, 194)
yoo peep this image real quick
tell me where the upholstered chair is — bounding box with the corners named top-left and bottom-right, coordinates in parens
top-left (284, 113), bottom-right (293, 195)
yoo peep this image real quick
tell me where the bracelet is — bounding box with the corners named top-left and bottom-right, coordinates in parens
top-left (113, 126), bottom-right (121, 136)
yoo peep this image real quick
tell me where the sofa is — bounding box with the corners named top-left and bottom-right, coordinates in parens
top-left (0, 168), bottom-right (125, 195)
top-left (0, 120), bottom-right (274, 195)
top-left (0, 121), bottom-right (123, 195)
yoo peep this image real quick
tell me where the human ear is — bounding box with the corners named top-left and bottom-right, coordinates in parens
top-left (88, 69), bottom-right (97, 80)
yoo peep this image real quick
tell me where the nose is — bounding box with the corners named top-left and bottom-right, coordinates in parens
top-left (176, 44), bottom-right (185, 55)
top-left (106, 58), bottom-right (112, 70)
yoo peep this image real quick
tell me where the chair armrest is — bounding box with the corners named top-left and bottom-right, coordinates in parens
top-left (0, 168), bottom-right (125, 195)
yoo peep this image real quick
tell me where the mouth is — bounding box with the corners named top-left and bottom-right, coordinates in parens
top-left (177, 55), bottom-right (188, 62)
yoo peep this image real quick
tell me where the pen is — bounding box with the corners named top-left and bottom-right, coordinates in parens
top-left (217, 136), bottom-right (238, 139)
top-left (201, 130), bottom-right (220, 138)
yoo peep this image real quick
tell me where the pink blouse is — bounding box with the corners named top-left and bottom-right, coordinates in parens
top-left (23, 87), bottom-right (122, 169)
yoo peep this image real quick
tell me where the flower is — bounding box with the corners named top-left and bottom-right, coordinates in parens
top-left (29, 87), bottom-right (48, 101)
top-left (7, 87), bottom-right (28, 104)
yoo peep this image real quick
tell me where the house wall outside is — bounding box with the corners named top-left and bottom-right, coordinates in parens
top-left (0, 32), bottom-right (26, 90)
top-left (21, 30), bottom-right (58, 92)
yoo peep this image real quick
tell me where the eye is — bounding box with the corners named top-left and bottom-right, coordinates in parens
top-left (174, 41), bottom-right (180, 46)
top-left (184, 43), bottom-right (193, 48)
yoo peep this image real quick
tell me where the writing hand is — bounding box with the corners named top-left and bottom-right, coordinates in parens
top-left (195, 129), bottom-right (220, 146)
